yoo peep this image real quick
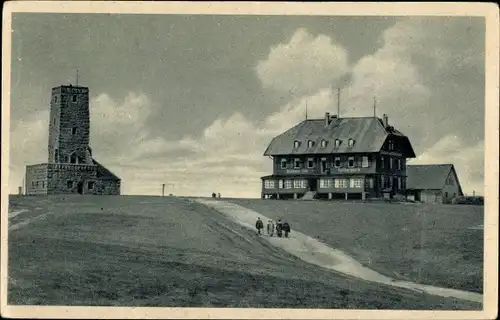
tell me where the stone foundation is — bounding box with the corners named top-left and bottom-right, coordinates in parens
top-left (26, 162), bottom-right (120, 196)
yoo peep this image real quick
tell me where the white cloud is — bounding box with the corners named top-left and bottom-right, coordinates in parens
top-left (256, 28), bottom-right (349, 94)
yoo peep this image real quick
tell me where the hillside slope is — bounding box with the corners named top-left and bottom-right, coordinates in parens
top-left (7, 195), bottom-right (480, 309)
top-left (228, 199), bottom-right (483, 293)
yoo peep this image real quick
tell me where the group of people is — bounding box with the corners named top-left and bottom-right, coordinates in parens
top-left (255, 218), bottom-right (291, 238)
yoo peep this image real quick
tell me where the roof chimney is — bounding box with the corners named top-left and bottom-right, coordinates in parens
top-left (383, 114), bottom-right (388, 127)
top-left (325, 112), bottom-right (330, 126)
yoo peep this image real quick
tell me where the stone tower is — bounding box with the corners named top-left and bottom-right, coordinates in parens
top-left (48, 85), bottom-right (93, 165)
top-left (25, 83), bottom-right (121, 196)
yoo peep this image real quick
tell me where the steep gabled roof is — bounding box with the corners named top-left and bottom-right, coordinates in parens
top-left (263, 116), bottom-right (415, 157)
top-left (406, 164), bottom-right (463, 194)
top-left (92, 158), bottom-right (121, 181)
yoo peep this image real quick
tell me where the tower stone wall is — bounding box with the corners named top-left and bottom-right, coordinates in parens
top-left (26, 84), bottom-right (121, 196)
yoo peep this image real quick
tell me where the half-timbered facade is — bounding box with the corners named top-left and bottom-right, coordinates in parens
top-left (261, 113), bottom-right (416, 200)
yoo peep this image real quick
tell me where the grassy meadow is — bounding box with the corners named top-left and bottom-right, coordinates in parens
top-left (7, 195), bottom-right (481, 309)
top-left (229, 199), bottom-right (484, 293)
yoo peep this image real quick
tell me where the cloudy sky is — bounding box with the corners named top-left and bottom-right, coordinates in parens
top-left (8, 13), bottom-right (485, 197)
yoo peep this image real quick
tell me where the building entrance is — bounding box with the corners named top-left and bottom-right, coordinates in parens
top-left (77, 181), bottom-right (84, 194)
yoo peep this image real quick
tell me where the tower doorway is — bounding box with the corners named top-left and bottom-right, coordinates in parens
top-left (77, 181), bottom-right (84, 194)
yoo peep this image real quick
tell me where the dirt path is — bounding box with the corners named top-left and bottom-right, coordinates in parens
top-left (195, 199), bottom-right (483, 304)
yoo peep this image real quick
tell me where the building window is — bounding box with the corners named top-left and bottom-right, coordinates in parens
top-left (293, 140), bottom-right (300, 149)
top-left (348, 156), bottom-right (355, 168)
top-left (307, 158), bottom-right (314, 168)
top-left (53, 117), bottom-right (56, 125)
top-left (264, 180), bottom-right (276, 189)
top-left (334, 157), bottom-right (341, 168)
top-left (42, 181), bottom-right (45, 188)
top-left (319, 179), bottom-right (333, 188)
top-left (294, 179), bottom-right (307, 189)
top-left (72, 127), bottom-right (77, 135)
top-left (72, 95), bottom-right (77, 102)
top-left (348, 138), bottom-right (355, 147)
top-left (350, 178), bottom-right (364, 188)
top-left (88, 181), bottom-right (95, 190)
top-left (396, 159), bottom-right (401, 170)
top-left (367, 177), bottom-right (374, 188)
top-left (32, 181), bottom-right (35, 187)
top-left (284, 180), bottom-right (293, 189)
top-left (362, 156), bottom-right (369, 168)
top-left (397, 177), bottom-right (402, 189)
top-left (54, 149), bottom-right (59, 162)
top-left (308, 140), bottom-right (314, 148)
top-left (380, 156), bottom-right (385, 169)
top-left (67, 180), bottom-right (73, 189)
top-left (335, 179), bottom-right (349, 188)
top-left (335, 139), bottom-right (341, 148)
top-left (389, 157), bottom-right (393, 169)
top-left (294, 158), bottom-right (300, 169)
top-left (70, 153), bottom-right (78, 164)
top-left (321, 140), bottom-right (327, 148)
top-left (278, 180), bottom-right (284, 189)
top-left (54, 96), bottom-right (58, 103)
top-left (280, 159), bottom-right (287, 169)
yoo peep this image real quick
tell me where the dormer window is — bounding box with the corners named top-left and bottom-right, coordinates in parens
top-left (335, 139), bottom-right (341, 148)
top-left (321, 140), bottom-right (327, 148)
top-left (348, 138), bottom-right (355, 147)
top-left (307, 140), bottom-right (314, 148)
top-left (293, 140), bottom-right (300, 149)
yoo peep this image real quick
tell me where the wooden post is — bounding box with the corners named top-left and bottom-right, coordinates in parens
top-left (162, 183), bottom-right (165, 197)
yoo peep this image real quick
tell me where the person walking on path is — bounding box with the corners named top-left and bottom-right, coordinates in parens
top-left (282, 221), bottom-right (291, 238)
top-left (276, 219), bottom-right (283, 238)
top-left (267, 220), bottom-right (275, 237)
top-left (255, 217), bottom-right (264, 235)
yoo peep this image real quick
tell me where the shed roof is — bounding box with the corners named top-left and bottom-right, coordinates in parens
top-left (263, 116), bottom-right (415, 157)
top-left (92, 158), bottom-right (121, 181)
top-left (406, 164), bottom-right (462, 193)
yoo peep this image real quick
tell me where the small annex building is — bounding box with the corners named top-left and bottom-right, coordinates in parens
top-left (406, 164), bottom-right (464, 204)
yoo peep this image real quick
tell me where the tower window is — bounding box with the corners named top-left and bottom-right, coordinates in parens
top-left (55, 149), bottom-right (59, 162)
top-left (72, 95), bottom-right (77, 102)
top-left (72, 127), bottom-right (77, 135)
top-left (70, 153), bottom-right (78, 164)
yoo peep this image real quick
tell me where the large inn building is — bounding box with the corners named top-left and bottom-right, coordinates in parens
top-left (260, 112), bottom-right (416, 200)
